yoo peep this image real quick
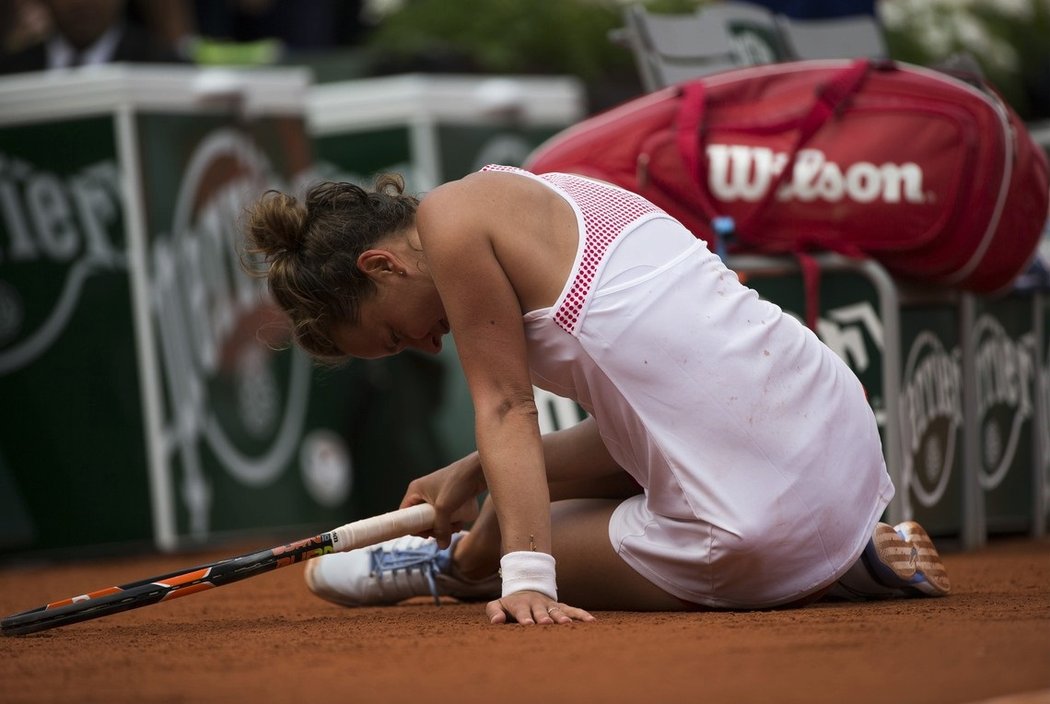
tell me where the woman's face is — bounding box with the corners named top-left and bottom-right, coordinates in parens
top-left (331, 266), bottom-right (449, 360)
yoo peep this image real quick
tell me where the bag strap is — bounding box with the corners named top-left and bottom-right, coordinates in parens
top-left (676, 59), bottom-right (876, 241)
top-left (675, 80), bottom-right (711, 216)
top-left (796, 251), bottom-right (821, 331)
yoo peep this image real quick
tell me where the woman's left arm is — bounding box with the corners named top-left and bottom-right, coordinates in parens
top-left (418, 186), bottom-right (550, 554)
top-left (417, 183), bottom-right (569, 623)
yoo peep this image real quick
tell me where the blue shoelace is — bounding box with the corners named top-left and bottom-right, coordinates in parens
top-left (368, 542), bottom-right (448, 605)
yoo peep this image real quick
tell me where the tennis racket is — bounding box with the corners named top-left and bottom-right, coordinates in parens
top-left (1, 503), bottom-right (437, 636)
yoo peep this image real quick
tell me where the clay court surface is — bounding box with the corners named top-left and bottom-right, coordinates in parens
top-left (1, 536), bottom-right (1047, 704)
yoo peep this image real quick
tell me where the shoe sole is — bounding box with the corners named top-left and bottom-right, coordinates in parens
top-left (871, 522), bottom-right (918, 581)
top-left (894, 521), bottom-right (951, 597)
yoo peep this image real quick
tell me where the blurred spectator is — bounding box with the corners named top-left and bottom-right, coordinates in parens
top-left (746, 0), bottom-right (877, 19)
top-left (191, 0), bottom-right (367, 53)
top-left (126, 0), bottom-right (197, 58)
top-left (0, 0), bottom-right (51, 54)
top-left (0, 0), bottom-right (185, 75)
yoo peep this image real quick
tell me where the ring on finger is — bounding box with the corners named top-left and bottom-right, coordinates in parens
top-left (546, 605), bottom-right (560, 615)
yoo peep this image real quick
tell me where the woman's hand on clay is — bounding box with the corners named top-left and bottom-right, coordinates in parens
top-left (486, 591), bottom-right (595, 625)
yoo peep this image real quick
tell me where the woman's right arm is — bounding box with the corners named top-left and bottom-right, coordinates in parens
top-left (401, 415), bottom-right (631, 521)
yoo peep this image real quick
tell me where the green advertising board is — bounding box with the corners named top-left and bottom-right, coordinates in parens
top-left (1027, 227), bottom-right (1050, 538)
top-left (0, 66), bottom-right (429, 557)
top-left (897, 291), bottom-right (965, 539)
top-left (0, 112), bottom-right (150, 554)
top-left (133, 108), bottom-right (348, 548)
top-left (1038, 292), bottom-right (1050, 535)
top-left (967, 293), bottom-right (1039, 535)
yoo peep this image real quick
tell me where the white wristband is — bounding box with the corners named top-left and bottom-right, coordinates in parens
top-left (499, 551), bottom-right (557, 600)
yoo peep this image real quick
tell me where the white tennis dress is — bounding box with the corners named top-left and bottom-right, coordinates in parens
top-left (482, 165), bottom-right (893, 609)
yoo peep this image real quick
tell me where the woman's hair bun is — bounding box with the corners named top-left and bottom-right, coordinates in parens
top-left (239, 174), bottom-right (419, 360)
top-left (243, 190), bottom-right (308, 260)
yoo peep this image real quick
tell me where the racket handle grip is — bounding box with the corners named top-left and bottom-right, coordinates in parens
top-left (330, 504), bottom-right (437, 553)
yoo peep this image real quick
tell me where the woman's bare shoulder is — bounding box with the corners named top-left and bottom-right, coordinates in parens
top-left (423, 170), bottom-right (529, 201)
top-left (419, 170), bottom-right (576, 311)
top-left (418, 171), bottom-right (537, 230)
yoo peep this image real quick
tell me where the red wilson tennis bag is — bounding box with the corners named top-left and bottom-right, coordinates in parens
top-left (526, 59), bottom-right (1050, 293)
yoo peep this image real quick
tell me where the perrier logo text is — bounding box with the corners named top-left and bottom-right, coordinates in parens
top-left (899, 331), bottom-right (962, 516)
top-left (0, 153), bottom-right (124, 373)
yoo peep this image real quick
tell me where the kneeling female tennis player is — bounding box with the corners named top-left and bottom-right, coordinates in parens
top-left (243, 165), bottom-right (949, 625)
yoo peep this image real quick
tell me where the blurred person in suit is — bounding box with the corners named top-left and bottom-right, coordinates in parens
top-left (0, 0), bottom-right (184, 75)
top-left (0, 0), bottom-right (51, 54)
top-left (745, 0), bottom-right (876, 18)
top-left (189, 0), bottom-right (367, 56)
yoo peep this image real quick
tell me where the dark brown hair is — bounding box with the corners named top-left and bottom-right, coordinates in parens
top-left (242, 175), bottom-right (419, 360)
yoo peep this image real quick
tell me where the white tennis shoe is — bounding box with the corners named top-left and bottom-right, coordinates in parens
top-left (304, 532), bottom-right (500, 607)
